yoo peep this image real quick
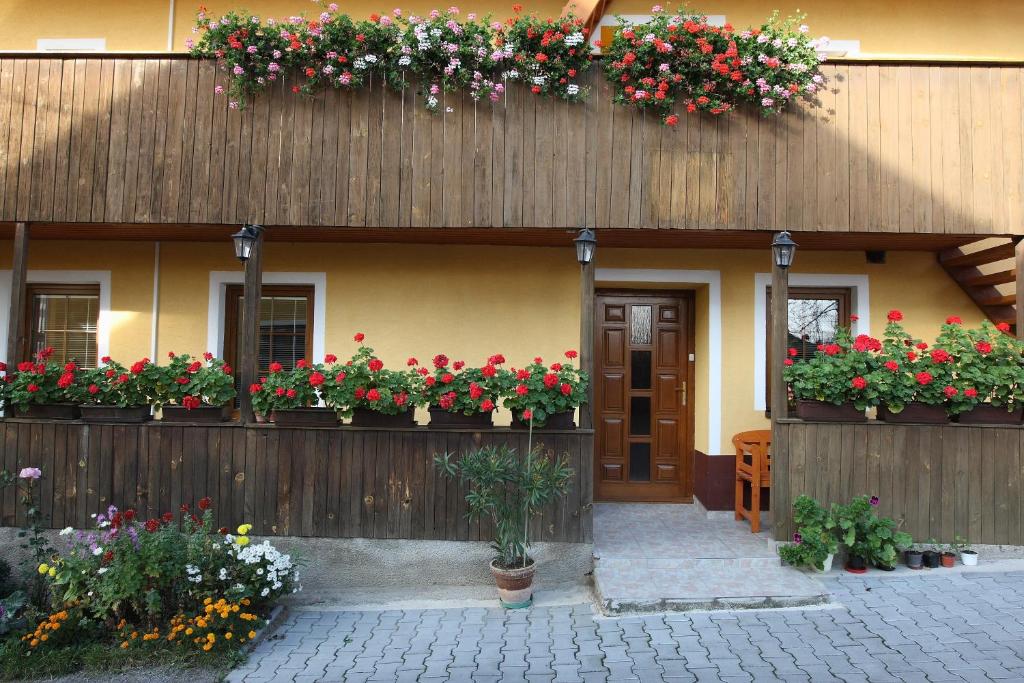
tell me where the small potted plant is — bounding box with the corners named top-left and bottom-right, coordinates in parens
top-left (784, 324), bottom-right (877, 422)
top-left (921, 539), bottom-right (941, 568)
top-left (952, 535), bottom-right (978, 566)
top-left (156, 352), bottom-right (236, 422)
top-left (435, 442), bottom-right (573, 608)
top-left (323, 336), bottom-right (423, 427)
top-left (504, 351), bottom-right (589, 430)
top-left (832, 494), bottom-right (910, 573)
top-left (939, 543), bottom-right (956, 568)
top-left (78, 357), bottom-right (155, 423)
top-left (871, 310), bottom-right (951, 424)
top-left (424, 353), bottom-right (505, 429)
top-left (940, 320), bottom-right (1024, 424)
top-left (905, 546), bottom-right (924, 570)
top-left (3, 348), bottom-right (84, 419)
top-left (252, 359), bottom-right (336, 427)
top-left (777, 495), bottom-right (838, 572)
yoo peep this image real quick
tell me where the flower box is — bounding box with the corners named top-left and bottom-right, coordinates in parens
top-left (511, 410), bottom-right (576, 430)
top-left (794, 400), bottom-right (866, 423)
top-left (161, 405), bottom-right (233, 423)
top-left (877, 403), bottom-right (948, 424)
top-left (428, 406), bottom-right (494, 429)
top-left (15, 403), bottom-right (81, 420)
top-left (350, 407), bottom-right (416, 428)
top-left (957, 404), bottom-right (1023, 425)
top-left (270, 407), bottom-right (338, 428)
top-left (79, 405), bottom-right (152, 423)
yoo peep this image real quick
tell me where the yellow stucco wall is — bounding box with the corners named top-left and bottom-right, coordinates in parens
top-left (1, 0), bottom-right (1021, 59)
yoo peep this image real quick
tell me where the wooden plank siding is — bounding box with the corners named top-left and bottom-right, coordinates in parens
top-left (773, 419), bottom-right (1024, 546)
top-left (0, 421), bottom-right (594, 543)
top-left (0, 57), bottom-right (1022, 234)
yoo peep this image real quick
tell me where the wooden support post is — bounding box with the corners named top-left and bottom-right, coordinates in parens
top-left (6, 223), bottom-right (30, 365)
top-left (579, 261), bottom-right (595, 430)
top-left (769, 256), bottom-right (790, 532)
top-left (1015, 238), bottom-right (1024, 339)
top-left (238, 230), bottom-right (264, 424)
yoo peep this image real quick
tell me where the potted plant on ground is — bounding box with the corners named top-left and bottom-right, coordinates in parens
top-left (504, 350), bottom-right (588, 430)
top-left (939, 543), bottom-right (956, 568)
top-left (871, 310), bottom-right (952, 423)
top-left (250, 359), bottom-right (336, 427)
top-left (939, 319), bottom-right (1024, 424)
top-left (783, 324), bottom-right (877, 422)
top-left (952, 535), bottom-right (978, 566)
top-left (323, 335), bottom-right (423, 427)
top-left (434, 443), bottom-right (573, 608)
top-left (777, 495), bottom-right (838, 572)
top-left (155, 352), bottom-right (237, 422)
top-left (905, 546), bottom-right (924, 569)
top-left (2, 348), bottom-right (84, 419)
top-left (921, 539), bottom-right (941, 568)
top-left (833, 494), bottom-right (911, 573)
top-left (78, 357), bottom-right (156, 423)
top-left (424, 353), bottom-right (506, 429)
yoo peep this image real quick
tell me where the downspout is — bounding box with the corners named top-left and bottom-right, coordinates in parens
top-left (167, 0), bottom-right (176, 51)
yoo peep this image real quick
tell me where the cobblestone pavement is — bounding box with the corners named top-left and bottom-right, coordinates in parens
top-left (229, 570), bottom-right (1024, 682)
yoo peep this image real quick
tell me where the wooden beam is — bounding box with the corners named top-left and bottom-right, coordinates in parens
top-left (769, 255), bottom-right (789, 529)
top-left (5, 223), bottom-right (29, 365)
top-left (1016, 238), bottom-right (1024, 338)
top-left (579, 260), bottom-right (595, 430)
top-left (939, 242), bottom-right (1016, 268)
top-left (238, 229), bottom-right (264, 423)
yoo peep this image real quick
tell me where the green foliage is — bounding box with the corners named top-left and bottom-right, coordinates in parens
top-left (783, 325), bottom-right (881, 410)
top-left (935, 320), bottom-right (1024, 414)
top-left (832, 495), bottom-right (912, 567)
top-left (435, 444), bottom-right (573, 568)
top-left (424, 353), bottom-right (507, 417)
top-left (502, 10), bottom-right (591, 101)
top-left (2, 348), bottom-right (85, 411)
top-left (777, 495), bottom-right (838, 571)
top-left (322, 340), bottom-right (424, 417)
top-left (78, 357), bottom-right (157, 408)
top-left (501, 351), bottom-right (588, 426)
top-left (248, 359), bottom-right (329, 414)
top-left (152, 353), bottom-right (237, 409)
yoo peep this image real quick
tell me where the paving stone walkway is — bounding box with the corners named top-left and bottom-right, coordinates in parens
top-left (229, 570), bottom-right (1024, 682)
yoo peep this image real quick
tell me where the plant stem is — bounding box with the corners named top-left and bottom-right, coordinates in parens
top-left (524, 415), bottom-right (532, 570)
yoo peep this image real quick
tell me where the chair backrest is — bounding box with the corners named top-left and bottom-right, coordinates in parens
top-left (732, 430), bottom-right (772, 469)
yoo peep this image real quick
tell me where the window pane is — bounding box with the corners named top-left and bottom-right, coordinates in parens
top-left (787, 297), bottom-right (841, 360)
top-left (29, 292), bottom-right (99, 367)
top-left (630, 350), bottom-right (651, 389)
top-left (630, 305), bottom-right (652, 345)
top-left (630, 396), bottom-right (651, 436)
top-left (629, 443), bottom-right (651, 482)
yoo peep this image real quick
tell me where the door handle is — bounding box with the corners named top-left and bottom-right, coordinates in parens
top-left (675, 382), bottom-right (687, 406)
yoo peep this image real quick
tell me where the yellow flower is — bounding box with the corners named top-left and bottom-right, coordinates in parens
top-left (202, 642), bottom-right (213, 652)
top-left (185, 627), bottom-right (194, 635)
top-left (224, 632), bottom-right (233, 640)
top-left (203, 597), bottom-right (213, 605)
top-left (237, 523), bottom-right (252, 535)
top-left (37, 563), bottom-right (49, 575)
top-left (248, 630), bottom-right (256, 639)
top-left (207, 633), bottom-right (216, 642)
top-left (236, 536), bottom-right (250, 546)
top-left (47, 567), bottom-right (56, 578)
top-left (120, 641), bottom-right (129, 649)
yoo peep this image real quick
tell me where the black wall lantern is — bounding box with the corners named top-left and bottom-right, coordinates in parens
top-left (771, 230), bottom-right (797, 270)
top-left (231, 223), bottom-right (263, 262)
top-left (574, 228), bottom-right (597, 266)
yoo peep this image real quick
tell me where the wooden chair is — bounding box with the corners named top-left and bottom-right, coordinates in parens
top-left (733, 430), bottom-right (772, 533)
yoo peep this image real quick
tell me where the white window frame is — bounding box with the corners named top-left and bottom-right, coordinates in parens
top-left (36, 38), bottom-right (107, 52)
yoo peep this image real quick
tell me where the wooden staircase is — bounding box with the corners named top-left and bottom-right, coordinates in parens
top-left (939, 238), bottom-right (1021, 334)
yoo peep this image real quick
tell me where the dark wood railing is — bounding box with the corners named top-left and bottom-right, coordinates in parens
top-left (772, 419), bottom-right (1024, 546)
top-left (0, 56), bottom-right (1021, 235)
top-left (0, 420), bottom-right (594, 543)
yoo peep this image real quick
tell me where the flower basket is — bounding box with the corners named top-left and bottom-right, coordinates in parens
top-left (794, 400), bottom-right (866, 423)
top-left (79, 405), bottom-right (152, 423)
top-left (350, 407), bottom-right (416, 428)
top-left (270, 407), bottom-right (338, 428)
top-left (161, 405), bottom-right (232, 423)
top-left (877, 403), bottom-right (948, 424)
top-left (428, 406), bottom-right (494, 429)
top-left (15, 403), bottom-right (81, 420)
top-left (511, 409), bottom-right (576, 430)
top-left (956, 404), bottom-right (1023, 425)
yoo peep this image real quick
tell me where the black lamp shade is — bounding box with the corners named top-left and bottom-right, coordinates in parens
top-left (574, 228), bottom-right (597, 265)
top-left (771, 230), bottom-right (797, 269)
top-left (232, 224), bottom-right (262, 262)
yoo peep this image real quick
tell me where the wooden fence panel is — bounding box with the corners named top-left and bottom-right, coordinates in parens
top-left (0, 421), bottom-right (594, 543)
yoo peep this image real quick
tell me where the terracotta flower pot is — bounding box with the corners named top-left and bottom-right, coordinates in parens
top-left (510, 409), bottom-right (576, 430)
top-left (161, 405), bottom-right (232, 423)
top-left (428, 406), bottom-right (494, 429)
top-left (794, 400), bottom-right (866, 422)
top-left (270, 407), bottom-right (338, 428)
top-left (15, 403), bottom-right (81, 420)
top-left (79, 405), bottom-right (152, 423)
top-left (877, 403), bottom-right (948, 424)
top-left (489, 558), bottom-right (536, 609)
top-left (940, 552), bottom-right (956, 568)
top-left (957, 404), bottom-right (1024, 425)
top-left (350, 407), bottom-right (416, 428)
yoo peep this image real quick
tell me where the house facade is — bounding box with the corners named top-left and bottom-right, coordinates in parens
top-left (1, 1), bottom-right (1023, 543)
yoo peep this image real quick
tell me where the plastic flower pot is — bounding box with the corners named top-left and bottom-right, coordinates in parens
top-left (161, 405), bottom-right (232, 423)
top-left (794, 400), bottom-right (866, 422)
top-left (905, 549), bottom-right (924, 570)
top-left (270, 407), bottom-right (339, 428)
top-left (510, 410), bottom-right (576, 430)
top-left (874, 561), bottom-right (896, 571)
top-left (940, 552), bottom-right (956, 568)
top-left (490, 558), bottom-right (536, 609)
top-left (877, 403), bottom-right (948, 424)
top-left (845, 555), bottom-right (868, 574)
top-left (961, 550), bottom-right (979, 566)
top-left (427, 406), bottom-right (494, 429)
top-left (79, 405), bottom-right (152, 423)
top-left (956, 404), bottom-right (1024, 425)
top-left (922, 550), bottom-right (941, 568)
top-left (812, 553), bottom-right (834, 573)
top-left (15, 403), bottom-right (81, 420)
top-left (350, 407), bottom-right (416, 428)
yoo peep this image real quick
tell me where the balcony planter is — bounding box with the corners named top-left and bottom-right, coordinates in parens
top-left (428, 406), bottom-right (493, 429)
top-left (510, 410), bottom-right (576, 430)
top-left (15, 403), bottom-right (81, 420)
top-left (490, 559), bottom-right (536, 609)
top-left (794, 400), bottom-right (866, 422)
top-left (957, 404), bottom-right (1024, 425)
top-left (270, 408), bottom-right (338, 428)
top-left (877, 403), bottom-right (948, 424)
top-left (350, 408), bottom-right (416, 428)
top-left (80, 405), bottom-right (152, 424)
top-left (161, 405), bottom-right (232, 423)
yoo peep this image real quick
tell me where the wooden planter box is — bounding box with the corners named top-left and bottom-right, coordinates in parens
top-left (877, 403), bottom-right (948, 424)
top-left (270, 407), bottom-right (338, 428)
top-left (428, 406), bottom-right (494, 429)
top-left (161, 405), bottom-right (232, 423)
top-left (350, 407), bottom-right (416, 428)
top-left (15, 403), bottom-right (81, 420)
top-left (79, 405), bottom-right (152, 423)
top-left (957, 404), bottom-right (1024, 425)
top-left (510, 410), bottom-right (576, 430)
top-left (794, 400), bottom-right (866, 422)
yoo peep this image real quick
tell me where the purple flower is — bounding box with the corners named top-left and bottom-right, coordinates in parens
top-left (793, 533), bottom-right (803, 545)
top-left (18, 467), bottom-right (41, 480)
top-left (869, 496), bottom-right (879, 506)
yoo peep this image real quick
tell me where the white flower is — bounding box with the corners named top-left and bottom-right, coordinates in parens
top-left (59, 527), bottom-right (74, 536)
top-left (365, 54), bottom-right (378, 63)
top-left (219, 568), bottom-right (228, 580)
top-left (97, 567), bottom-right (108, 574)
top-left (398, 56), bottom-right (412, 66)
top-left (261, 587), bottom-right (270, 597)
top-left (567, 84), bottom-right (580, 96)
top-left (93, 547), bottom-right (103, 556)
top-left (799, 24), bottom-right (809, 33)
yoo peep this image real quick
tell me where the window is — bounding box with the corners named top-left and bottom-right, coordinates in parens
top-left (223, 285), bottom-right (314, 381)
top-left (25, 284), bottom-right (100, 367)
top-left (766, 286), bottom-right (852, 411)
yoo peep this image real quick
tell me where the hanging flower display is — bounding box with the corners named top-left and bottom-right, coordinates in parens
top-left (295, 8), bottom-right (400, 95)
top-left (499, 9), bottom-right (592, 101)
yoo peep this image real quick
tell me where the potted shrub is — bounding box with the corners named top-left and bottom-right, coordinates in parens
top-left (783, 325), bottom-right (876, 422)
top-left (155, 352), bottom-right (237, 422)
top-left (940, 320), bottom-right (1024, 424)
top-left (871, 310), bottom-right (951, 423)
top-left (952, 535), bottom-right (978, 566)
top-left (78, 357), bottom-right (155, 423)
top-left (2, 348), bottom-right (84, 419)
top-left (323, 336), bottom-right (423, 427)
top-left (833, 495), bottom-right (911, 573)
top-left (504, 350), bottom-right (588, 430)
top-left (777, 495), bottom-right (838, 572)
top-left (424, 353), bottom-right (506, 429)
top-left (435, 442), bottom-right (573, 608)
top-left (251, 359), bottom-right (336, 427)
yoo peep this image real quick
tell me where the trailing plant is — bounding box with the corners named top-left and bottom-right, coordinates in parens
top-left (782, 323), bottom-right (881, 410)
top-left (3, 347), bottom-right (84, 411)
top-left (154, 352), bottom-right (237, 410)
top-left (424, 353), bottom-right (507, 415)
top-left (500, 8), bottom-right (591, 101)
top-left (296, 6), bottom-right (399, 95)
top-left (322, 334), bottom-right (424, 417)
top-left (435, 443), bottom-right (573, 568)
top-left (777, 495), bottom-right (837, 571)
top-left (247, 359), bottom-right (328, 414)
top-left (832, 495), bottom-right (911, 568)
top-left (79, 357), bottom-right (157, 408)
top-left (501, 350), bottom-right (588, 426)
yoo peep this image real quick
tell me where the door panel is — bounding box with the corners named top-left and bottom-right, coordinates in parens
top-left (595, 291), bottom-right (694, 502)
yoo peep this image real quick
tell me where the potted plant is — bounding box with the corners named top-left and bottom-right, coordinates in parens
top-left (251, 359), bottom-right (336, 427)
top-left (323, 336), bottom-right (423, 427)
top-left (435, 442), bottom-right (573, 608)
top-left (783, 324), bottom-right (875, 422)
top-left (2, 348), bottom-right (84, 419)
top-left (940, 320), bottom-right (1024, 424)
top-left (424, 353), bottom-right (505, 429)
top-left (78, 357), bottom-right (155, 423)
top-left (871, 310), bottom-right (951, 423)
top-left (939, 543), bottom-right (956, 568)
top-left (921, 539), bottom-right (941, 568)
top-left (155, 352), bottom-right (237, 422)
top-left (832, 494), bottom-right (910, 574)
top-left (777, 495), bottom-right (838, 572)
top-left (905, 546), bottom-right (924, 570)
top-left (952, 535), bottom-right (978, 566)
top-left (504, 351), bottom-right (588, 430)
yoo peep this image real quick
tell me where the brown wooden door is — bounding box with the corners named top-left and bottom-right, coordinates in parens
top-left (594, 291), bottom-right (694, 502)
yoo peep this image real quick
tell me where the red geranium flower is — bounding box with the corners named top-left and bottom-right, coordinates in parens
top-left (296, 359), bottom-right (309, 369)
top-left (884, 360), bottom-right (899, 372)
top-left (286, 389), bottom-right (297, 398)
top-left (249, 383), bottom-right (262, 394)
top-left (441, 373), bottom-right (455, 384)
top-left (354, 332), bottom-right (365, 342)
top-left (975, 341), bottom-right (992, 354)
top-left (564, 350), bottom-right (578, 359)
top-left (997, 322), bottom-right (1011, 332)
top-left (368, 359), bottom-right (384, 372)
top-left (88, 384), bottom-right (100, 394)
top-left (887, 310), bottom-right (903, 322)
top-left (198, 496), bottom-right (213, 511)
top-left (324, 354), bottom-right (338, 364)
top-left (145, 519), bottom-right (160, 533)
top-left (469, 382), bottom-right (483, 400)
top-left (943, 385), bottom-right (958, 398)
top-left (480, 399), bottom-right (495, 412)
top-left (788, 348), bottom-right (798, 357)
top-left (407, 357), bottom-right (419, 366)
top-left (783, 358), bottom-right (793, 366)
top-left (367, 388), bottom-right (381, 402)
top-left (481, 364), bottom-right (497, 378)
top-left (851, 376), bottom-right (868, 390)
top-left (269, 362), bottom-right (283, 373)
top-left (560, 383), bottom-right (572, 396)
top-left (946, 316), bottom-right (962, 325)
top-left (543, 373), bottom-right (559, 389)
top-left (433, 354), bottom-right (449, 369)
top-left (187, 361), bottom-right (202, 373)
top-left (453, 360), bottom-right (465, 371)
top-left (309, 371), bottom-right (325, 387)
top-left (516, 384), bottom-right (529, 396)
top-left (275, 387), bottom-right (286, 396)
top-left (354, 387), bottom-right (366, 399)
top-left (521, 409), bottom-right (533, 421)
top-left (915, 371), bottom-right (933, 385)
top-left (161, 512), bottom-right (174, 523)
top-left (930, 349), bottom-right (951, 363)
top-left (965, 387), bottom-right (978, 398)
top-left (488, 354), bottom-right (506, 365)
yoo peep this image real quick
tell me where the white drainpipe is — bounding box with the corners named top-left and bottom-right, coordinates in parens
top-left (167, 0), bottom-right (176, 51)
